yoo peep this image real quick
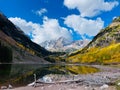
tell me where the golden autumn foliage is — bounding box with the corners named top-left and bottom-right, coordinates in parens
top-left (66, 65), bottom-right (99, 74)
top-left (67, 43), bottom-right (120, 64)
top-left (16, 43), bottom-right (35, 55)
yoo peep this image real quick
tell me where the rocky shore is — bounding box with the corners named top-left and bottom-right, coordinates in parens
top-left (11, 84), bottom-right (116, 90)
top-left (75, 65), bottom-right (120, 86)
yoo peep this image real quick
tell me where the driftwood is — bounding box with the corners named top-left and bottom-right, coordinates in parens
top-left (36, 79), bottom-right (83, 85)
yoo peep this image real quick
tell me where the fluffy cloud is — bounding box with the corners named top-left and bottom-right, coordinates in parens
top-left (64, 0), bottom-right (119, 17)
top-left (9, 17), bottom-right (72, 44)
top-left (32, 17), bottom-right (72, 43)
top-left (9, 17), bottom-right (38, 34)
top-left (64, 14), bottom-right (104, 36)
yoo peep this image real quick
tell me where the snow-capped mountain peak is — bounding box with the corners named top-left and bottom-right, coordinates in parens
top-left (40, 37), bottom-right (90, 52)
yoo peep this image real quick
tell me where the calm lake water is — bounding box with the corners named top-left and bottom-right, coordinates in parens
top-left (0, 64), bottom-right (99, 87)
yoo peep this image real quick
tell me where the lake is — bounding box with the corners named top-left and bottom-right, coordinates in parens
top-left (0, 64), bottom-right (99, 87)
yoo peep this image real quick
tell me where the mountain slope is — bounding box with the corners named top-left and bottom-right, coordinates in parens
top-left (67, 17), bottom-right (120, 64)
top-left (0, 13), bottom-right (52, 63)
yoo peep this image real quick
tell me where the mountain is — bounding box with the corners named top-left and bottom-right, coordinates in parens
top-left (67, 17), bottom-right (120, 64)
top-left (0, 12), bottom-right (55, 63)
top-left (40, 37), bottom-right (90, 52)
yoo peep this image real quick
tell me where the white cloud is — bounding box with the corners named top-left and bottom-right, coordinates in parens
top-left (9, 17), bottom-right (38, 34)
top-left (32, 17), bottom-right (72, 43)
top-left (64, 0), bottom-right (119, 17)
top-left (64, 14), bottom-right (104, 36)
top-left (35, 8), bottom-right (47, 16)
top-left (9, 17), bottom-right (72, 44)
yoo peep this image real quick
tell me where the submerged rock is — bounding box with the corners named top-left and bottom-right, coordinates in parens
top-left (42, 76), bottom-right (52, 83)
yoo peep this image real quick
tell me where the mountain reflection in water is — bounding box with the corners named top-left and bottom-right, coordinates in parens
top-left (0, 64), bottom-right (99, 87)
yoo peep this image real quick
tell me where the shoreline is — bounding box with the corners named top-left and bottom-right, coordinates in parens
top-left (11, 83), bottom-right (116, 90)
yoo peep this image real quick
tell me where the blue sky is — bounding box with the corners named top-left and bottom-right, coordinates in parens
top-left (0, 0), bottom-right (120, 44)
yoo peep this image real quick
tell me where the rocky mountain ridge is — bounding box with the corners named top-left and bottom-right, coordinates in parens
top-left (40, 37), bottom-right (90, 52)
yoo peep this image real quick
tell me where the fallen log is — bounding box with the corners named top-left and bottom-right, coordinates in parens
top-left (36, 79), bottom-right (83, 85)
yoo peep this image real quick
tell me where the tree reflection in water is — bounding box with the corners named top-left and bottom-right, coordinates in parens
top-left (0, 64), bottom-right (99, 87)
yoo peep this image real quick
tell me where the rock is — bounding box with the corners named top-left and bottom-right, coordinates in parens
top-left (42, 76), bottom-right (52, 83)
top-left (100, 84), bottom-right (109, 90)
top-left (8, 84), bottom-right (13, 89)
top-left (1, 86), bottom-right (7, 89)
top-left (117, 82), bottom-right (120, 86)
